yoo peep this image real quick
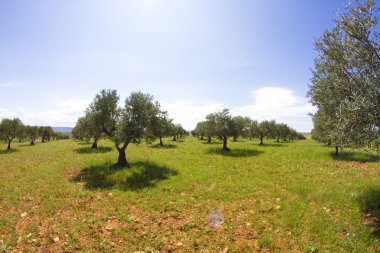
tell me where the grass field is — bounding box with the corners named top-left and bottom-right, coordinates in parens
top-left (0, 137), bottom-right (379, 252)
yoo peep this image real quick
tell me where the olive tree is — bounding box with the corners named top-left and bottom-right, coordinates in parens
top-left (206, 109), bottom-right (235, 151)
top-left (232, 116), bottom-right (252, 141)
top-left (151, 110), bottom-right (172, 146)
top-left (72, 116), bottom-right (92, 142)
top-left (171, 123), bottom-right (185, 141)
top-left (87, 90), bottom-right (162, 168)
top-left (194, 121), bottom-right (206, 140)
top-left (0, 118), bottom-right (23, 151)
top-left (257, 120), bottom-right (272, 145)
top-left (113, 92), bottom-right (161, 168)
top-left (26, 126), bottom-right (39, 145)
top-left (39, 126), bottom-right (54, 142)
top-left (308, 0), bottom-right (380, 155)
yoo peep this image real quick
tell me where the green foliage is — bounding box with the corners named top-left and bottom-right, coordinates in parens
top-left (0, 118), bottom-right (23, 150)
top-left (308, 0), bottom-right (380, 153)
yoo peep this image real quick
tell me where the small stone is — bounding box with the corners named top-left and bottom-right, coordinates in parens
top-left (246, 223), bottom-right (251, 226)
top-left (17, 237), bottom-right (22, 244)
top-left (32, 239), bottom-right (37, 243)
top-left (21, 212), bottom-right (28, 218)
top-left (53, 236), bottom-right (60, 243)
top-left (275, 205), bottom-right (281, 210)
top-left (105, 223), bottom-right (116, 231)
top-left (26, 233), bottom-right (32, 238)
top-left (108, 192), bottom-right (113, 196)
top-left (222, 247), bottom-right (229, 253)
top-left (176, 242), bottom-right (183, 247)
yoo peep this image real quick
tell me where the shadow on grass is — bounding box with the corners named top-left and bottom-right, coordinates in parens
top-left (358, 188), bottom-right (380, 238)
top-left (19, 144), bottom-right (33, 147)
top-left (207, 147), bottom-right (264, 157)
top-left (71, 161), bottom-right (178, 191)
top-left (330, 151), bottom-right (379, 163)
top-left (75, 147), bottom-right (113, 154)
top-left (150, 144), bottom-right (177, 149)
top-left (257, 143), bottom-right (287, 147)
top-left (201, 141), bottom-right (222, 145)
top-left (75, 141), bottom-right (91, 145)
top-left (0, 149), bottom-right (20, 154)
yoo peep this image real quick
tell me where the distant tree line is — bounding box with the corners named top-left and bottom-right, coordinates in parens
top-left (308, 0), bottom-right (380, 156)
top-left (192, 109), bottom-right (305, 151)
top-left (0, 118), bottom-right (68, 151)
top-left (73, 89), bottom-right (187, 168)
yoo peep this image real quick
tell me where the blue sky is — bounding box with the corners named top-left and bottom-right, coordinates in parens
top-left (0, 0), bottom-right (345, 131)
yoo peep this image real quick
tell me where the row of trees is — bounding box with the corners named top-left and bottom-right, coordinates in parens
top-left (308, 0), bottom-right (380, 156)
top-left (193, 109), bottom-right (305, 151)
top-left (73, 89), bottom-right (187, 168)
top-left (0, 118), bottom-right (62, 151)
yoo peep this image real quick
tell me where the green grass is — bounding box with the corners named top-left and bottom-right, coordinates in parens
top-left (0, 137), bottom-right (379, 252)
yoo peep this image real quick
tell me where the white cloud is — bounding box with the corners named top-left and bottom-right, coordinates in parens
top-left (0, 87), bottom-right (316, 131)
top-left (162, 100), bottom-right (225, 130)
top-left (0, 99), bottom-right (90, 126)
top-left (231, 87), bottom-right (316, 131)
top-left (163, 87), bottom-right (316, 132)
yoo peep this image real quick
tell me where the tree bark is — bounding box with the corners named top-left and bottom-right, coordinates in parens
top-left (7, 139), bottom-right (11, 151)
top-left (335, 146), bottom-right (339, 156)
top-left (173, 136), bottom-right (177, 141)
top-left (233, 136), bottom-right (237, 142)
top-left (115, 142), bottom-right (130, 168)
top-left (200, 135), bottom-right (204, 140)
top-left (159, 137), bottom-right (163, 146)
top-left (260, 136), bottom-right (263, 145)
top-left (276, 137), bottom-right (280, 142)
top-left (222, 137), bottom-right (230, 151)
top-left (91, 139), bottom-right (98, 149)
top-left (30, 139), bottom-right (35, 146)
top-left (207, 136), bottom-right (211, 143)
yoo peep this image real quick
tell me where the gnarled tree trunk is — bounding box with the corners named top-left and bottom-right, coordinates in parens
top-left (159, 137), bottom-right (163, 146)
top-left (335, 146), bottom-right (339, 156)
top-left (7, 139), bottom-right (11, 151)
top-left (30, 139), bottom-right (35, 145)
top-left (259, 135), bottom-right (264, 145)
top-left (115, 142), bottom-right (130, 168)
top-left (91, 138), bottom-right (98, 149)
top-left (208, 136), bottom-right (211, 143)
top-left (222, 137), bottom-right (230, 151)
